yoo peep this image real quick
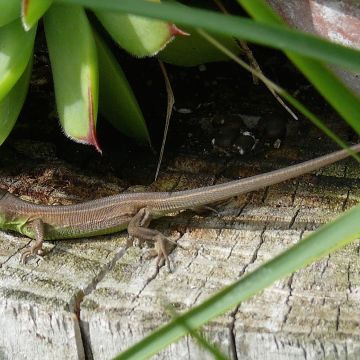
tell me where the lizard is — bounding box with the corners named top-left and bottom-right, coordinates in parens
top-left (0, 143), bottom-right (359, 269)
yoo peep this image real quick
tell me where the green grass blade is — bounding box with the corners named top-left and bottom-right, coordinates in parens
top-left (238, 0), bottom-right (281, 24)
top-left (0, 57), bottom-right (32, 145)
top-left (287, 57), bottom-right (360, 135)
top-left (166, 306), bottom-right (230, 360)
top-left (186, 330), bottom-right (229, 360)
top-left (94, 31), bottom-right (150, 143)
top-left (0, 18), bottom-right (36, 102)
top-left (56, 0), bottom-right (360, 73)
top-left (114, 203), bottom-right (360, 360)
top-left (22, 0), bottom-right (53, 30)
top-left (237, 0), bottom-right (360, 139)
top-left (44, 3), bottom-right (100, 151)
top-left (0, 0), bottom-right (21, 26)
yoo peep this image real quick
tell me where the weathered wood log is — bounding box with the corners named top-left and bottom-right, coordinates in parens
top-left (0, 139), bottom-right (359, 360)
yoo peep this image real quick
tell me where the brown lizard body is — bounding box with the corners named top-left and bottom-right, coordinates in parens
top-left (0, 144), bottom-right (359, 268)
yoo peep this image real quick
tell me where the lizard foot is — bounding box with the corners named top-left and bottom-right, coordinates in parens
top-left (137, 234), bottom-right (173, 272)
top-left (20, 241), bottom-right (44, 264)
top-left (20, 219), bottom-right (45, 264)
top-left (154, 234), bottom-right (173, 272)
top-left (128, 207), bottom-right (176, 272)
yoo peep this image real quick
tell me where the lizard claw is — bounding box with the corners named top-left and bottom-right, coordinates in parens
top-left (154, 234), bottom-right (173, 272)
top-left (139, 235), bottom-right (173, 272)
top-left (20, 219), bottom-right (45, 265)
top-left (20, 242), bottom-right (45, 264)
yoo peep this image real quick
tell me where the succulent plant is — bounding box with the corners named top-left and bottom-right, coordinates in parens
top-left (0, 0), bottom-right (239, 151)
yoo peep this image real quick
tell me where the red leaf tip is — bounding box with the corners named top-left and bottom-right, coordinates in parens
top-left (22, 0), bottom-right (29, 16)
top-left (87, 85), bottom-right (102, 154)
top-left (88, 128), bottom-right (102, 154)
top-left (170, 24), bottom-right (189, 37)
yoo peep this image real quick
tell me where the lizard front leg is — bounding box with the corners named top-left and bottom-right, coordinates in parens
top-left (127, 208), bottom-right (172, 271)
top-left (20, 219), bottom-right (45, 264)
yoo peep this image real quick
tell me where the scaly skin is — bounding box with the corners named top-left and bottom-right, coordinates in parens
top-left (0, 143), bottom-right (359, 266)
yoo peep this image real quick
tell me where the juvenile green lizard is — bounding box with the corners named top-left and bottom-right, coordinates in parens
top-left (0, 144), bottom-right (359, 268)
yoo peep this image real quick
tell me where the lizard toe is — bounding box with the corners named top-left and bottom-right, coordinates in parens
top-left (20, 245), bottom-right (45, 265)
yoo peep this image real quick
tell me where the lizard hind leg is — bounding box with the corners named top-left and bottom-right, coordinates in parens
top-left (20, 219), bottom-right (46, 264)
top-left (127, 208), bottom-right (173, 271)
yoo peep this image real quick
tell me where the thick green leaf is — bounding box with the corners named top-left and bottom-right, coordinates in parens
top-left (94, 31), bottom-right (150, 143)
top-left (0, 0), bottom-right (21, 26)
top-left (95, 0), bottom-right (180, 57)
top-left (44, 4), bottom-right (100, 151)
top-left (159, 25), bottom-right (240, 66)
top-left (115, 203), bottom-right (360, 360)
top-left (22, 0), bottom-right (53, 30)
top-left (0, 58), bottom-right (32, 145)
top-left (0, 18), bottom-right (36, 102)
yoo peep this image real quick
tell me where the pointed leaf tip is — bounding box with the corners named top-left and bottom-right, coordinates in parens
top-left (87, 125), bottom-right (102, 153)
top-left (170, 24), bottom-right (189, 37)
top-left (22, 0), bottom-right (29, 16)
top-left (44, 5), bottom-right (99, 150)
top-left (22, 0), bottom-right (53, 31)
top-left (87, 86), bottom-right (101, 153)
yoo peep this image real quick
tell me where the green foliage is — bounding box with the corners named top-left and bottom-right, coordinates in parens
top-left (1, 0), bottom-right (359, 148)
top-left (0, 0), bottom-right (179, 147)
top-left (0, 18), bottom-right (35, 101)
top-left (0, 0), bottom-right (20, 26)
top-left (44, 4), bottom-right (100, 149)
top-left (0, 58), bottom-right (32, 145)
